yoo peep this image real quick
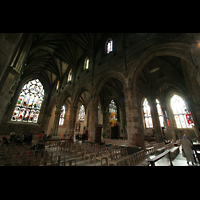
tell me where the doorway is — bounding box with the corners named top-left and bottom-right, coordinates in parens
top-left (111, 125), bottom-right (119, 139)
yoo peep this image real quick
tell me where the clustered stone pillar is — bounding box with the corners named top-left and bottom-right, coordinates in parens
top-left (148, 97), bottom-right (163, 143)
top-left (52, 106), bottom-right (61, 136)
top-left (102, 111), bottom-right (108, 137)
top-left (124, 87), bottom-right (145, 149)
top-left (160, 100), bottom-right (176, 140)
top-left (43, 110), bottom-right (52, 134)
top-left (88, 99), bottom-right (98, 143)
top-left (67, 105), bottom-right (77, 139)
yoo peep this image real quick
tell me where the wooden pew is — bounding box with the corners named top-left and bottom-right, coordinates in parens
top-left (153, 142), bottom-right (165, 155)
top-left (148, 150), bottom-right (173, 166)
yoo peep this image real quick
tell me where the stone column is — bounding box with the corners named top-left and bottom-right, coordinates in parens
top-left (148, 97), bottom-right (163, 143)
top-left (67, 105), bottom-right (77, 139)
top-left (185, 96), bottom-right (200, 141)
top-left (160, 101), bottom-right (176, 140)
top-left (88, 99), bottom-right (98, 143)
top-left (64, 105), bottom-right (70, 127)
top-left (124, 87), bottom-right (145, 149)
top-left (43, 111), bottom-right (52, 134)
top-left (52, 106), bottom-right (61, 136)
top-left (102, 111), bottom-right (108, 137)
top-left (120, 107), bottom-right (127, 139)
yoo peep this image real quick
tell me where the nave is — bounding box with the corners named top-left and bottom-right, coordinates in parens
top-left (43, 141), bottom-right (200, 166)
top-left (1, 139), bottom-right (200, 166)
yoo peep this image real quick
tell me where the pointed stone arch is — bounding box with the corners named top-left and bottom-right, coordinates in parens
top-left (72, 86), bottom-right (92, 108)
top-left (128, 42), bottom-right (195, 88)
top-left (93, 70), bottom-right (127, 99)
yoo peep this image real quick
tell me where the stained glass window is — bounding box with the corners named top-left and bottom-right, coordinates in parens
top-left (156, 99), bottom-right (164, 127)
top-left (170, 94), bottom-right (192, 128)
top-left (59, 105), bottom-right (65, 126)
top-left (108, 100), bottom-right (117, 127)
top-left (78, 105), bottom-right (85, 122)
top-left (84, 57), bottom-right (89, 70)
top-left (11, 79), bottom-right (44, 123)
top-left (143, 98), bottom-right (153, 128)
top-left (106, 39), bottom-right (113, 54)
top-left (68, 69), bottom-right (72, 82)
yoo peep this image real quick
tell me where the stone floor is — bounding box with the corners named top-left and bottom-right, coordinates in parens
top-left (148, 147), bottom-right (200, 166)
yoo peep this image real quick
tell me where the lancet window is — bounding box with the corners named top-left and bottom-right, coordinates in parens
top-left (78, 105), bottom-right (85, 122)
top-left (106, 38), bottom-right (113, 54)
top-left (170, 94), bottom-right (193, 128)
top-left (59, 105), bottom-right (65, 126)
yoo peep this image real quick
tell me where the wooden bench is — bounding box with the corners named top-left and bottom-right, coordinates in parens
top-left (145, 141), bottom-right (155, 155)
top-left (148, 150), bottom-right (173, 166)
top-left (164, 143), bottom-right (180, 160)
top-left (153, 142), bottom-right (166, 155)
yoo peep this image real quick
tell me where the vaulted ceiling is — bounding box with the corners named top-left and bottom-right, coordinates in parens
top-left (22, 33), bottom-right (109, 86)
top-left (136, 56), bottom-right (189, 98)
top-left (20, 33), bottom-right (196, 95)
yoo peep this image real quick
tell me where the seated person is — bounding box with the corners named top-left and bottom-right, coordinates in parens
top-left (0, 137), bottom-right (8, 146)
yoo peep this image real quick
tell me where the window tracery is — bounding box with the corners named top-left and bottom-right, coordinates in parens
top-left (143, 98), bottom-right (153, 128)
top-left (78, 105), bottom-right (85, 122)
top-left (59, 105), bottom-right (65, 126)
top-left (156, 99), bottom-right (164, 127)
top-left (109, 100), bottom-right (117, 127)
top-left (11, 79), bottom-right (44, 123)
top-left (170, 94), bottom-right (192, 128)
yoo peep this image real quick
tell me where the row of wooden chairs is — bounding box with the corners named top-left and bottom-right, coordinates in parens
top-left (2, 150), bottom-right (53, 166)
top-left (103, 139), bottom-right (134, 147)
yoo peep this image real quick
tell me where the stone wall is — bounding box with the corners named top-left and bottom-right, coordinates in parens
top-left (0, 122), bottom-right (41, 136)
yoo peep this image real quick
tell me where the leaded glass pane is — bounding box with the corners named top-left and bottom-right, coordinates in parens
top-left (79, 105), bottom-right (85, 122)
top-left (11, 79), bottom-right (44, 123)
top-left (171, 95), bottom-right (192, 128)
top-left (59, 106), bottom-right (66, 126)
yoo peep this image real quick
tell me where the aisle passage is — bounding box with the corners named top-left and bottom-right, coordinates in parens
top-left (149, 147), bottom-right (200, 166)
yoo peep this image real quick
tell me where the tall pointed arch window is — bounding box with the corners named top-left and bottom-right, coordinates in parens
top-left (68, 69), bottom-right (72, 82)
top-left (78, 105), bottom-right (85, 122)
top-left (170, 94), bottom-right (192, 128)
top-left (143, 98), bottom-right (153, 128)
top-left (83, 57), bottom-right (89, 70)
top-left (11, 79), bottom-right (44, 123)
top-left (109, 100), bottom-right (117, 127)
top-left (56, 81), bottom-right (59, 90)
top-left (59, 105), bottom-right (65, 126)
top-left (106, 38), bottom-right (113, 54)
top-left (156, 99), bottom-right (164, 127)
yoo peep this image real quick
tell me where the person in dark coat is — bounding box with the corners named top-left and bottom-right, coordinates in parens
top-left (27, 133), bottom-right (33, 145)
top-left (0, 137), bottom-right (8, 146)
top-left (8, 132), bottom-right (16, 144)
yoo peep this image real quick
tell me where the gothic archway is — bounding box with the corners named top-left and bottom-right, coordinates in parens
top-left (128, 43), bottom-right (195, 88)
